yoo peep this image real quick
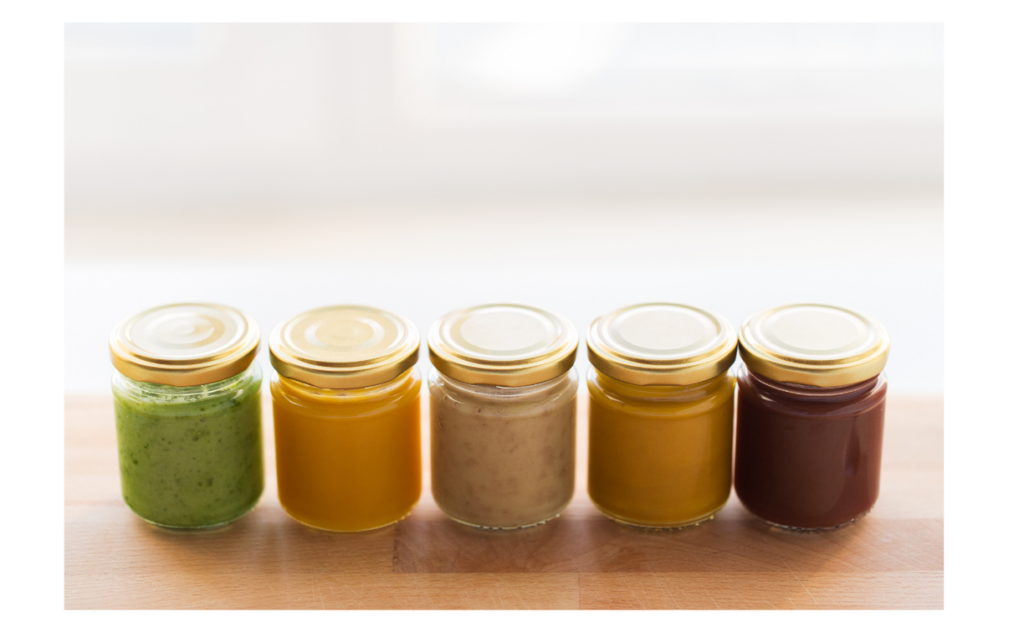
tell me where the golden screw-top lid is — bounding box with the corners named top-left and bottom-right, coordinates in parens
top-left (739, 303), bottom-right (890, 387)
top-left (109, 303), bottom-right (260, 387)
top-left (428, 303), bottom-right (578, 387)
top-left (587, 303), bottom-right (737, 386)
top-left (269, 305), bottom-right (419, 389)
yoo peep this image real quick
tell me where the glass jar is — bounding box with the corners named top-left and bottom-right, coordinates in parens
top-left (109, 303), bottom-right (264, 529)
top-left (734, 303), bottom-right (890, 530)
top-left (428, 304), bottom-right (579, 529)
top-left (269, 305), bottom-right (422, 532)
top-left (586, 303), bottom-right (737, 528)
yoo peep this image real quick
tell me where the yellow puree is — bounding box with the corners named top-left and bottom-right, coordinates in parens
top-left (271, 368), bottom-right (422, 532)
top-left (587, 369), bottom-right (735, 528)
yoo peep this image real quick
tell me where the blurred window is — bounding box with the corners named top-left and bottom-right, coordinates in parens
top-left (65, 23), bottom-right (203, 64)
top-left (396, 23), bottom-right (943, 123)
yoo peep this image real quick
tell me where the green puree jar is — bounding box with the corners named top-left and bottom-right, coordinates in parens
top-left (109, 303), bottom-right (264, 528)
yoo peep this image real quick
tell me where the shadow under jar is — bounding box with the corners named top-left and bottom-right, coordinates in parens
top-left (586, 303), bottom-right (738, 529)
top-left (109, 303), bottom-right (264, 529)
top-left (428, 304), bottom-right (579, 529)
top-left (734, 303), bottom-right (891, 530)
top-left (269, 305), bottom-right (422, 532)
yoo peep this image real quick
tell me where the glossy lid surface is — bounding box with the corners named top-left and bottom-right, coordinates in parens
top-left (269, 305), bottom-right (419, 389)
top-left (739, 303), bottom-right (890, 387)
top-left (429, 303), bottom-right (578, 387)
top-left (109, 303), bottom-right (260, 386)
top-left (587, 303), bottom-right (737, 386)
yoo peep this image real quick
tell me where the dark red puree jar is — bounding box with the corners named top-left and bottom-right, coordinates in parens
top-left (734, 304), bottom-right (890, 530)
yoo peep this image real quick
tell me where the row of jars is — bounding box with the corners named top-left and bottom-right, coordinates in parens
top-left (109, 301), bottom-right (889, 533)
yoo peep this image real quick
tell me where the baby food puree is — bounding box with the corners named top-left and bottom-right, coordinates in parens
top-left (113, 368), bottom-right (264, 527)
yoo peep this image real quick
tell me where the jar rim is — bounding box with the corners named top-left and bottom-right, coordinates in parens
top-left (112, 360), bottom-right (262, 403)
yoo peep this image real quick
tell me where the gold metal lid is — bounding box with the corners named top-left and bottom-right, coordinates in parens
top-left (428, 304), bottom-right (578, 387)
top-left (109, 303), bottom-right (260, 387)
top-left (269, 305), bottom-right (419, 389)
top-left (587, 303), bottom-right (737, 386)
top-left (739, 303), bottom-right (890, 387)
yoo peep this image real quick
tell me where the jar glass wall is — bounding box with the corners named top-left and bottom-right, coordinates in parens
top-left (271, 367), bottom-right (422, 532)
top-left (429, 367), bottom-right (577, 529)
top-left (112, 362), bottom-right (264, 529)
top-left (734, 365), bottom-right (887, 529)
top-left (587, 367), bottom-right (734, 528)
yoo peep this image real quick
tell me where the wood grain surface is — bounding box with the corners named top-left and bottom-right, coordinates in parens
top-left (65, 392), bottom-right (943, 610)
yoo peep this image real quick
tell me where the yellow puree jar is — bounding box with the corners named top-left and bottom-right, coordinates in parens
top-left (269, 305), bottom-right (422, 532)
top-left (587, 303), bottom-right (738, 528)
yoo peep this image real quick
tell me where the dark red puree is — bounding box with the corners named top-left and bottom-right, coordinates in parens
top-left (734, 367), bottom-right (887, 529)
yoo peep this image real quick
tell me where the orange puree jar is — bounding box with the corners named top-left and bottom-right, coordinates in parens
top-left (269, 306), bottom-right (422, 532)
top-left (587, 303), bottom-right (738, 528)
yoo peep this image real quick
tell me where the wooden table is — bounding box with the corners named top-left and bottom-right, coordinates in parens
top-left (65, 393), bottom-right (943, 609)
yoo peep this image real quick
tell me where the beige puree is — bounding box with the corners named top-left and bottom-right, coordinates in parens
top-left (429, 369), bottom-right (577, 529)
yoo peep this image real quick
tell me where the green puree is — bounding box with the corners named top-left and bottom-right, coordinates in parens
top-left (113, 369), bottom-right (264, 528)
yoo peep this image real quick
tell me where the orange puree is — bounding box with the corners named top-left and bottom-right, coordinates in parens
top-left (587, 368), bottom-right (734, 528)
top-left (271, 367), bottom-right (421, 532)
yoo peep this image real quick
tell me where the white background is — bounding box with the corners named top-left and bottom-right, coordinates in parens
top-left (64, 23), bottom-right (943, 393)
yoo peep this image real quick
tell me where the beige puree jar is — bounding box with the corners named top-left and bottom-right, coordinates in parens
top-left (428, 304), bottom-right (579, 529)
